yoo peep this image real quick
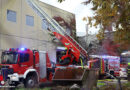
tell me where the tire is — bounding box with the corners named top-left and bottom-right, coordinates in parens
top-left (24, 75), bottom-right (38, 88)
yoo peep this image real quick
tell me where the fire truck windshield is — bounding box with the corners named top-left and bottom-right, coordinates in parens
top-left (1, 52), bottom-right (18, 64)
top-left (121, 56), bottom-right (130, 64)
top-left (127, 57), bottom-right (130, 63)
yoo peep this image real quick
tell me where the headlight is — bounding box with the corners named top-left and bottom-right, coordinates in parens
top-left (0, 80), bottom-right (5, 85)
top-left (8, 73), bottom-right (19, 81)
top-left (11, 75), bottom-right (17, 80)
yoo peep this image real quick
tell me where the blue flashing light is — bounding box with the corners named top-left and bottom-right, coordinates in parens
top-left (20, 48), bottom-right (25, 51)
top-left (11, 48), bottom-right (15, 51)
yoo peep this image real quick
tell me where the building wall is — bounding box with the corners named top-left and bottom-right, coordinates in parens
top-left (38, 0), bottom-right (74, 23)
top-left (38, 0), bottom-right (76, 36)
top-left (0, 0), bottom-right (76, 62)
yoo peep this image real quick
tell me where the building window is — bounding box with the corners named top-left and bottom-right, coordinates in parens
top-left (49, 24), bottom-right (55, 31)
top-left (42, 19), bottom-right (48, 30)
top-left (66, 28), bottom-right (71, 35)
top-left (26, 15), bottom-right (34, 26)
top-left (7, 10), bottom-right (16, 22)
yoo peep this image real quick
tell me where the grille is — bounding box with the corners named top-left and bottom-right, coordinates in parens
top-left (1, 67), bottom-right (14, 81)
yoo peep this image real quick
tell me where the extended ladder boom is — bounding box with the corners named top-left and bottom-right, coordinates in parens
top-left (27, 0), bottom-right (88, 60)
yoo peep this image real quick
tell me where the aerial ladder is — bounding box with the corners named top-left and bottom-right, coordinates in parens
top-left (26, 0), bottom-right (88, 64)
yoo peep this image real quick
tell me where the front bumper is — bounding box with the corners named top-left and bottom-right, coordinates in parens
top-left (8, 73), bottom-right (19, 81)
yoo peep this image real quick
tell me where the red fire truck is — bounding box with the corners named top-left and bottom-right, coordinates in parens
top-left (0, 32), bottom-right (90, 88)
top-left (0, 48), bottom-right (87, 88)
top-left (88, 55), bottom-right (120, 78)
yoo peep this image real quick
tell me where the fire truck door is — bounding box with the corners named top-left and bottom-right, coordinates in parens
top-left (39, 51), bottom-right (46, 79)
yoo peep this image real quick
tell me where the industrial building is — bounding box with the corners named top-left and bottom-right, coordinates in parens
top-left (0, 0), bottom-right (76, 62)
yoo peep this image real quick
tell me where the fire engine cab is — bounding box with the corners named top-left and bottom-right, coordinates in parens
top-left (0, 48), bottom-right (53, 87)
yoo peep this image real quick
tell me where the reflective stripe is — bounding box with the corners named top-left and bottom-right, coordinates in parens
top-left (80, 58), bottom-right (83, 69)
top-left (128, 69), bottom-right (130, 73)
top-left (101, 59), bottom-right (103, 74)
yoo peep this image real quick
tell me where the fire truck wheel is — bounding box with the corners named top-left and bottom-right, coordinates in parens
top-left (24, 75), bottom-right (38, 88)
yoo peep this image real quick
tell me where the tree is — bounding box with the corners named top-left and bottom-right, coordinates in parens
top-left (58, 0), bottom-right (130, 52)
top-left (53, 16), bottom-right (77, 39)
top-left (83, 0), bottom-right (130, 52)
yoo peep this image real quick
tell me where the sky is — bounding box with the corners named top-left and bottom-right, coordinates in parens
top-left (40, 0), bottom-right (99, 36)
